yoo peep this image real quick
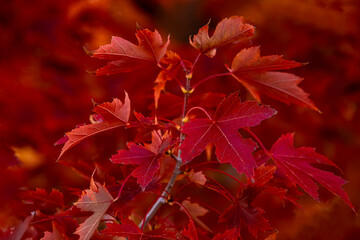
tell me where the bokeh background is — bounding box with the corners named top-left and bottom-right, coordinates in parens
top-left (0, 0), bottom-right (359, 239)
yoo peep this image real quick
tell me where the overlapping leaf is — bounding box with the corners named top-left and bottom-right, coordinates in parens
top-left (228, 46), bottom-right (319, 111)
top-left (180, 92), bottom-right (276, 178)
top-left (57, 92), bottom-right (130, 160)
top-left (271, 133), bottom-right (354, 210)
top-left (190, 16), bottom-right (255, 57)
top-left (74, 178), bottom-right (114, 240)
top-left (154, 51), bottom-right (192, 108)
top-left (219, 200), bottom-right (272, 238)
top-left (92, 29), bottom-right (169, 76)
top-left (111, 131), bottom-right (172, 189)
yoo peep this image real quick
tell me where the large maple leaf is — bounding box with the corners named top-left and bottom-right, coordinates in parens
top-left (180, 92), bottom-right (276, 178)
top-left (190, 16), bottom-right (255, 57)
top-left (91, 29), bottom-right (169, 76)
top-left (74, 178), bottom-right (114, 240)
top-left (57, 92), bottom-right (130, 160)
top-left (111, 131), bottom-right (172, 189)
top-left (228, 46), bottom-right (319, 111)
top-left (271, 133), bottom-right (354, 210)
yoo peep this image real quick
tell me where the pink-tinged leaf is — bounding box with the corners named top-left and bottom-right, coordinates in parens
top-left (93, 92), bottom-right (130, 122)
top-left (74, 178), bottom-right (114, 240)
top-left (41, 222), bottom-right (68, 240)
top-left (57, 93), bottom-right (130, 160)
top-left (181, 200), bottom-right (211, 233)
top-left (212, 228), bottom-right (237, 240)
top-left (219, 201), bottom-right (272, 238)
top-left (7, 216), bottom-right (31, 240)
top-left (111, 131), bottom-right (172, 189)
top-left (229, 46), bottom-right (319, 111)
top-left (181, 92), bottom-right (276, 178)
top-left (92, 29), bottom-right (169, 76)
top-left (271, 133), bottom-right (354, 210)
top-left (188, 170), bottom-right (207, 185)
top-left (101, 219), bottom-right (177, 240)
top-left (190, 16), bottom-right (255, 57)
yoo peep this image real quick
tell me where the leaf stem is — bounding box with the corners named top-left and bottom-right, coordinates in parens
top-left (186, 106), bottom-right (212, 120)
top-left (192, 72), bottom-right (232, 90)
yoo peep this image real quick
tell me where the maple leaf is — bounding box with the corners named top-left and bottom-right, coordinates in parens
top-left (212, 228), bottom-right (237, 240)
top-left (271, 133), bottom-right (354, 210)
top-left (228, 46), bottom-right (319, 111)
top-left (181, 200), bottom-right (211, 234)
top-left (20, 188), bottom-right (64, 212)
top-left (92, 29), bottom-right (169, 76)
top-left (154, 51), bottom-right (192, 108)
top-left (219, 200), bottom-right (272, 238)
top-left (57, 92), bottom-right (130, 160)
top-left (190, 16), bottom-right (255, 57)
top-left (41, 222), bottom-right (68, 240)
top-left (111, 131), bottom-right (172, 189)
top-left (74, 178), bottom-right (114, 240)
top-left (180, 92), bottom-right (276, 178)
top-left (101, 219), bottom-right (177, 239)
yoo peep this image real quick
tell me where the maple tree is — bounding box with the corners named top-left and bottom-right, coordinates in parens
top-left (1, 1), bottom-right (359, 239)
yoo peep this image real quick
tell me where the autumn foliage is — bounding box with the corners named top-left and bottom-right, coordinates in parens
top-left (1, 1), bottom-right (359, 239)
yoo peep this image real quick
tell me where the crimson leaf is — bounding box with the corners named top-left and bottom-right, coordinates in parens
top-left (271, 133), bottom-right (354, 210)
top-left (180, 92), bottom-right (276, 178)
top-left (111, 131), bottom-right (172, 190)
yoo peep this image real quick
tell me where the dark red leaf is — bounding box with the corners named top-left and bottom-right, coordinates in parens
top-left (111, 131), bottom-right (172, 189)
top-left (181, 92), bottom-right (276, 178)
top-left (219, 201), bottom-right (272, 238)
top-left (271, 133), bottom-right (354, 210)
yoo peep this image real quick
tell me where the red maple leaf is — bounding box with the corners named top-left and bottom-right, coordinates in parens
top-left (57, 92), bottom-right (130, 160)
top-left (74, 178), bottom-right (114, 240)
top-left (180, 92), bottom-right (276, 178)
top-left (271, 133), bottom-right (354, 210)
top-left (91, 29), bottom-right (169, 76)
top-left (219, 200), bottom-right (272, 238)
top-left (154, 51), bottom-right (192, 108)
top-left (212, 228), bottom-right (237, 240)
top-left (111, 131), bottom-right (172, 189)
top-left (228, 46), bottom-right (319, 111)
top-left (190, 16), bottom-right (255, 57)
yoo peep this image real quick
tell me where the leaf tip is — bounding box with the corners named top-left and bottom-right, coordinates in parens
top-left (83, 46), bottom-right (94, 56)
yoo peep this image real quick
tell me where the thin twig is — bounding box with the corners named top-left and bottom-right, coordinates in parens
top-left (138, 63), bottom-right (192, 228)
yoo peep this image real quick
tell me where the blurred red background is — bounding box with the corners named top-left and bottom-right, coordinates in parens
top-left (0, 0), bottom-right (359, 238)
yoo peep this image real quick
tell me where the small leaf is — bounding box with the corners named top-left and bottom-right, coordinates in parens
top-left (190, 16), bottom-right (255, 57)
top-left (111, 131), bottom-right (172, 189)
top-left (74, 178), bottom-right (114, 240)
